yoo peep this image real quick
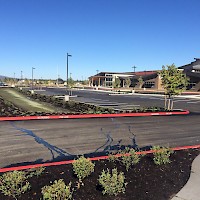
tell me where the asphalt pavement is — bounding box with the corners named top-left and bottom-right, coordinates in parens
top-left (35, 87), bottom-right (200, 113)
top-left (0, 114), bottom-right (200, 168)
top-left (1, 88), bottom-right (200, 199)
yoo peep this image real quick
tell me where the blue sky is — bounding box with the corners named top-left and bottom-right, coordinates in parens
top-left (0, 0), bottom-right (200, 80)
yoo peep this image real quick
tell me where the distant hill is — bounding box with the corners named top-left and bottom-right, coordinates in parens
top-left (0, 75), bottom-right (6, 80)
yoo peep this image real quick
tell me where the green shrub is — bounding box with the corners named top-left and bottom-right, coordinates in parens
top-left (108, 153), bottom-right (119, 163)
top-left (129, 148), bottom-right (141, 164)
top-left (72, 156), bottom-right (95, 182)
top-left (27, 167), bottom-right (45, 178)
top-left (98, 168), bottom-right (127, 196)
top-left (0, 170), bottom-right (30, 199)
top-left (41, 179), bottom-right (73, 200)
top-left (120, 147), bottom-right (141, 171)
top-left (26, 90), bottom-right (31, 96)
top-left (152, 146), bottom-right (174, 165)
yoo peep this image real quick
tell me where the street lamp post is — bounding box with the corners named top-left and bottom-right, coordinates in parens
top-left (132, 66), bottom-right (136, 73)
top-left (14, 72), bottom-right (15, 85)
top-left (66, 53), bottom-right (72, 87)
top-left (32, 67), bottom-right (35, 91)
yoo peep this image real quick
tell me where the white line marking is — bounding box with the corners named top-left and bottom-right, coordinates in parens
top-left (173, 99), bottom-right (191, 102)
top-left (187, 101), bottom-right (199, 104)
top-left (91, 98), bottom-right (110, 101)
top-left (148, 97), bottom-right (163, 100)
top-left (99, 102), bottom-right (128, 105)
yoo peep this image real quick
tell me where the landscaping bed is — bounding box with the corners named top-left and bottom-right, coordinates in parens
top-left (0, 148), bottom-right (199, 200)
top-left (0, 96), bottom-right (67, 117)
top-left (0, 88), bottom-right (187, 118)
top-left (0, 88), bottom-right (59, 113)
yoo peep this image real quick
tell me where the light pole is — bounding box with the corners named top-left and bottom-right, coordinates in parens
top-left (132, 66), bottom-right (136, 73)
top-left (66, 53), bottom-right (72, 87)
top-left (57, 65), bottom-right (59, 87)
top-left (21, 71), bottom-right (23, 80)
top-left (32, 67), bottom-right (35, 91)
top-left (69, 73), bottom-right (73, 96)
top-left (14, 72), bottom-right (15, 84)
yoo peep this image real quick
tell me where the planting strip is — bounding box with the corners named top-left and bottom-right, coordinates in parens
top-left (0, 110), bottom-right (190, 121)
top-left (0, 144), bottom-right (199, 173)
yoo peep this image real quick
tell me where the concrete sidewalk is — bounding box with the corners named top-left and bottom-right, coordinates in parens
top-left (179, 95), bottom-right (200, 99)
top-left (171, 154), bottom-right (200, 200)
top-left (81, 87), bottom-right (200, 99)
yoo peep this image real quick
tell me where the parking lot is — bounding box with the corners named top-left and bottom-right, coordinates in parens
top-left (0, 88), bottom-right (200, 168)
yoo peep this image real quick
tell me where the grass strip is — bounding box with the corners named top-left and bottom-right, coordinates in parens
top-left (0, 88), bottom-right (56, 112)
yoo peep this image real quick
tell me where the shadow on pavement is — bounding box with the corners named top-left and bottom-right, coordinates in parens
top-left (2, 121), bottom-right (152, 169)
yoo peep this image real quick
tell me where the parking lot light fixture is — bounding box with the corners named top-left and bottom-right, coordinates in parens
top-left (32, 67), bottom-right (35, 91)
top-left (67, 53), bottom-right (72, 87)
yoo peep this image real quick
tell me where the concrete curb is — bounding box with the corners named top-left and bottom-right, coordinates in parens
top-left (171, 152), bottom-right (200, 200)
top-left (0, 110), bottom-right (190, 121)
top-left (0, 144), bottom-right (199, 173)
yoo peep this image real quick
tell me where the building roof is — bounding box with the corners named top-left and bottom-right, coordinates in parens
top-left (133, 71), bottom-right (158, 76)
top-left (89, 70), bottom-right (159, 78)
top-left (178, 58), bottom-right (200, 69)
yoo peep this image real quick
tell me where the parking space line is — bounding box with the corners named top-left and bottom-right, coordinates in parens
top-left (173, 99), bottom-right (191, 102)
top-left (187, 101), bottom-right (200, 104)
top-left (91, 98), bottom-right (110, 102)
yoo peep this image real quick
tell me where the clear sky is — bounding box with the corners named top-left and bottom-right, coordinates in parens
top-left (0, 0), bottom-right (200, 80)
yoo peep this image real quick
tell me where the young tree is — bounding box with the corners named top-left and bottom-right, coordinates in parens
top-left (68, 77), bottom-right (75, 87)
top-left (4, 77), bottom-right (8, 84)
top-left (24, 78), bottom-right (30, 86)
top-left (113, 77), bottom-right (121, 88)
top-left (125, 77), bottom-right (131, 88)
top-left (83, 79), bottom-right (89, 86)
top-left (160, 64), bottom-right (189, 110)
top-left (138, 76), bottom-right (144, 88)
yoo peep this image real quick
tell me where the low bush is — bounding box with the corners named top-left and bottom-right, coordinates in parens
top-left (41, 179), bottom-right (73, 200)
top-left (0, 170), bottom-right (30, 199)
top-left (98, 168), bottom-right (127, 196)
top-left (27, 167), bottom-right (45, 178)
top-left (108, 153), bottom-right (119, 163)
top-left (152, 146), bottom-right (174, 165)
top-left (132, 106), bottom-right (167, 113)
top-left (72, 156), bottom-right (95, 183)
top-left (120, 147), bottom-right (141, 171)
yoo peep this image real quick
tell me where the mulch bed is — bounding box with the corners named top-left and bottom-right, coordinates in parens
top-left (0, 148), bottom-right (199, 200)
top-left (0, 94), bottom-right (184, 118)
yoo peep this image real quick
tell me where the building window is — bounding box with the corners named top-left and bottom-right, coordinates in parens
top-left (144, 81), bottom-right (155, 88)
top-left (105, 74), bottom-right (113, 77)
top-left (106, 78), bottom-right (112, 81)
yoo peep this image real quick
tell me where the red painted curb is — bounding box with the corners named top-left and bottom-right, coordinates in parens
top-left (0, 110), bottom-right (190, 121)
top-left (0, 143), bottom-right (199, 173)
